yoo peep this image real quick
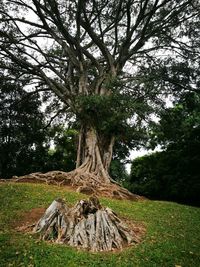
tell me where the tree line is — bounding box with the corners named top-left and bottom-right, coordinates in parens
top-left (129, 91), bottom-right (200, 205)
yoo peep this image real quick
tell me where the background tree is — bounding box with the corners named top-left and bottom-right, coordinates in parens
top-left (46, 126), bottom-right (77, 172)
top-left (0, 0), bottom-right (199, 187)
top-left (129, 91), bottom-right (200, 205)
top-left (0, 70), bottom-right (49, 178)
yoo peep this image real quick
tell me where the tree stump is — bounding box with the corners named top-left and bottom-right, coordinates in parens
top-left (33, 196), bottom-right (140, 252)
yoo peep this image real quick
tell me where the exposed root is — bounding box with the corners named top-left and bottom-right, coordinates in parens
top-left (33, 197), bottom-right (144, 252)
top-left (2, 170), bottom-right (145, 201)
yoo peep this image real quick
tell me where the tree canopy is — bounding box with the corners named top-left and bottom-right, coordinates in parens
top-left (1, 0), bottom-right (199, 118)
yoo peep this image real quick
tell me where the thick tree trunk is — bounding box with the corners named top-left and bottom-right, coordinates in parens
top-left (75, 126), bottom-right (114, 184)
top-left (6, 124), bottom-right (143, 200)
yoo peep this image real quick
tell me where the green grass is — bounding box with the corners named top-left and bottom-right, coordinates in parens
top-left (0, 183), bottom-right (200, 267)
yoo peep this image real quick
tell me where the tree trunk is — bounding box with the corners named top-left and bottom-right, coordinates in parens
top-left (33, 197), bottom-right (142, 252)
top-left (76, 126), bottom-right (114, 184)
top-left (6, 125), bottom-right (143, 200)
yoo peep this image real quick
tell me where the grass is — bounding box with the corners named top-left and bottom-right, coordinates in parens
top-left (0, 183), bottom-right (200, 267)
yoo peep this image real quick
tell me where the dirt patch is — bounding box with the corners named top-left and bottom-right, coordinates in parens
top-left (14, 207), bottom-right (46, 232)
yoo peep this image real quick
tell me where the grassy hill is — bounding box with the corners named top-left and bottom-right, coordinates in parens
top-left (0, 183), bottom-right (199, 267)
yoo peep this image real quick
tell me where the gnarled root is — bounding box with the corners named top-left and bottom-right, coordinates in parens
top-left (8, 170), bottom-right (144, 201)
top-left (33, 197), bottom-right (141, 252)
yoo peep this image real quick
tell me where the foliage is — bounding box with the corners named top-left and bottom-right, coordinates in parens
top-left (75, 93), bottom-right (150, 150)
top-left (46, 127), bottom-right (77, 172)
top-left (0, 72), bottom-right (49, 178)
top-left (129, 151), bottom-right (200, 204)
top-left (109, 159), bottom-right (129, 183)
top-left (129, 92), bottom-right (200, 205)
top-left (150, 92), bottom-right (200, 149)
top-left (0, 183), bottom-right (200, 267)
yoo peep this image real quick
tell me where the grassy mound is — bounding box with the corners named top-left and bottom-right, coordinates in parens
top-left (0, 183), bottom-right (200, 267)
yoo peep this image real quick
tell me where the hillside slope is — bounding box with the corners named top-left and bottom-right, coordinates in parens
top-left (0, 183), bottom-right (199, 267)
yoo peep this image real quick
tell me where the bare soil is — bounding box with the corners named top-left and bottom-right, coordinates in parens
top-left (14, 207), bottom-right (46, 232)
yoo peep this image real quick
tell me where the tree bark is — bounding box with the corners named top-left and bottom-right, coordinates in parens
top-left (6, 124), bottom-right (141, 200)
top-left (33, 197), bottom-right (141, 252)
top-left (75, 126), bottom-right (114, 184)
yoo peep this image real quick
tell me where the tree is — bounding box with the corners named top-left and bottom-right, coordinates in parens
top-left (150, 91), bottom-right (200, 150)
top-left (129, 91), bottom-right (200, 204)
top-left (0, 0), bottom-right (199, 187)
top-left (0, 70), bottom-right (49, 178)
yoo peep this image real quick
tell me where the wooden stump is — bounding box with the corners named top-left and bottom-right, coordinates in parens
top-left (33, 196), bottom-right (140, 252)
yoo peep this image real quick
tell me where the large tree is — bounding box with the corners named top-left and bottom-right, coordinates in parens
top-left (0, 0), bottom-right (199, 187)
